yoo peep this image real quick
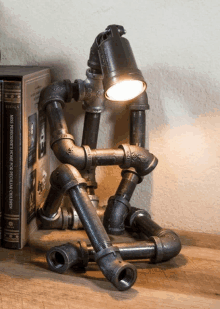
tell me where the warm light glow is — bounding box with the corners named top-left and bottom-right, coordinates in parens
top-left (106, 80), bottom-right (145, 101)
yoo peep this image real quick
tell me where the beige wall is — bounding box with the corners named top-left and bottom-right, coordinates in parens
top-left (1, 0), bottom-right (219, 234)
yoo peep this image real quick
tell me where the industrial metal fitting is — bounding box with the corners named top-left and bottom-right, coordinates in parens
top-left (47, 234), bottom-right (182, 274)
top-left (38, 24), bottom-right (162, 291)
top-left (128, 91), bottom-right (149, 111)
top-left (75, 69), bottom-right (105, 113)
top-left (38, 206), bottom-right (69, 230)
top-left (41, 163), bottom-right (137, 290)
top-left (47, 241), bottom-right (89, 273)
top-left (47, 241), bottom-right (137, 291)
top-left (39, 80), bottom-right (74, 111)
top-left (119, 144), bottom-right (158, 176)
top-left (38, 201), bottom-right (105, 231)
top-left (103, 195), bottom-right (131, 235)
top-left (126, 207), bottom-right (182, 263)
top-left (37, 164), bottom-right (86, 229)
top-left (103, 168), bottom-right (141, 235)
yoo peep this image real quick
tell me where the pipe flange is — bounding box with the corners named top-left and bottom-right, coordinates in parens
top-left (82, 145), bottom-right (93, 169)
top-left (118, 144), bottom-right (132, 169)
top-left (94, 246), bottom-right (120, 262)
top-left (149, 236), bottom-right (164, 263)
top-left (50, 133), bottom-right (75, 148)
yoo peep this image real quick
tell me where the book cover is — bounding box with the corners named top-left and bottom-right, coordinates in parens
top-left (0, 66), bottom-right (51, 249)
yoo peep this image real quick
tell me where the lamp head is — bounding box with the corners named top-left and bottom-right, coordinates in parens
top-left (97, 25), bottom-right (147, 101)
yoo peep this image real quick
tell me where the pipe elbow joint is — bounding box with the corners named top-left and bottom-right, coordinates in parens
top-left (51, 140), bottom-right (87, 170)
top-left (150, 230), bottom-right (182, 263)
top-left (119, 144), bottom-right (158, 176)
top-left (39, 80), bottom-right (73, 111)
top-left (46, 241), bottom-right (89, 273)
top-left (95, 246), bottom-right (137, 291)
top-left (103, 196), bottom-right (131, 235)
top-left (50, 164), bottom-right (86, 193)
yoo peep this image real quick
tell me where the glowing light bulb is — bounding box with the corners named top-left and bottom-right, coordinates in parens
top-left (105, 80), bottom-right (146, 101)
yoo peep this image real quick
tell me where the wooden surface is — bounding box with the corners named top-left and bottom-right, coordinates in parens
top-left (0, 229), bottom-right (219, 309)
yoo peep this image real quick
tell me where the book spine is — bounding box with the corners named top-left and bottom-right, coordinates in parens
top-left (3, 80), bottom-right (22, 249)
top-left (0, 80), bottom-right (2, 245)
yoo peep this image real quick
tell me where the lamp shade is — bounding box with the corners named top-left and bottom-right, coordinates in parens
top-left (98, 25), bottom-right (147, 101)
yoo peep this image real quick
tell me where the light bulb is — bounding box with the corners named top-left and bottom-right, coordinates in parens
top-left (105, 80), bottom-right (146, 101)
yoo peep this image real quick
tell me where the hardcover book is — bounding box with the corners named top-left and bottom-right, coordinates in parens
top-left (0, 66), bottom-right (51, 249)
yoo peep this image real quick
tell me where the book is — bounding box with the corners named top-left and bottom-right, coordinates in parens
top-left (0, 66), bottom-right (51, 249)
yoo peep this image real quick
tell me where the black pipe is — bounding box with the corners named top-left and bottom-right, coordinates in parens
top-left (81, 112), bottom-right (101, 194)
top-left (43, 98), bottom-right (157, 175)
top-left (82, 112), bottom-right (100, 149)
top-left (40, 186), bottom-right (63, 218)
top-left (126, 207), bottom-right (182, 263)
top-left (37, 195), bottom-right (105, 230)
top-left (130, 110), bottom-right (146, 147)
top-left (46, 240), bottom-right (156, 273)
top-left (103, 106), bottom-right (147, 235)
top-left (45, 101), bottom-right (86, 169)
top-left (103, 168), bottom-right (140, 235)
top-left (45, 164), bottom-right (137, 291)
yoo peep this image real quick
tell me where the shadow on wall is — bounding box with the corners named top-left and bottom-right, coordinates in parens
top-left (142, 64), bottom-right (220, 132)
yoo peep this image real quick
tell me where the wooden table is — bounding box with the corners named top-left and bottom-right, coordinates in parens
top-left (0, 229), bottom-right (219, 309)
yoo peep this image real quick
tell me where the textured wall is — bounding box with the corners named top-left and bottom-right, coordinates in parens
top-left (1, 0), bottom-right (220, 233)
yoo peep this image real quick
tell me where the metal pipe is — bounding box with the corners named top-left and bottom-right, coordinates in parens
top-left (130, 110), bottom-right (146, 147)
top-left (82, 112), bottom-right (101, 149)
top-left (81, 112), bottom-right (101, 194)
top-left (103, 105), bottom-right (147, 235)
top-left (41, 93), bottom-right (157, 175)
top-left (45, 164), bottom-right (137, 291)
top-left (103, 168), bottom-right (140, 235)
top-left (46, 240), bottom-right (156, 273)
top-left (126, 207), bottom-right (182, 263)
top-left (90, 148), bottom-right (125, 166)
top-left (69, 185), bottom-right (111, 252)
top-left (40, 186), bottom-right (63, 218)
